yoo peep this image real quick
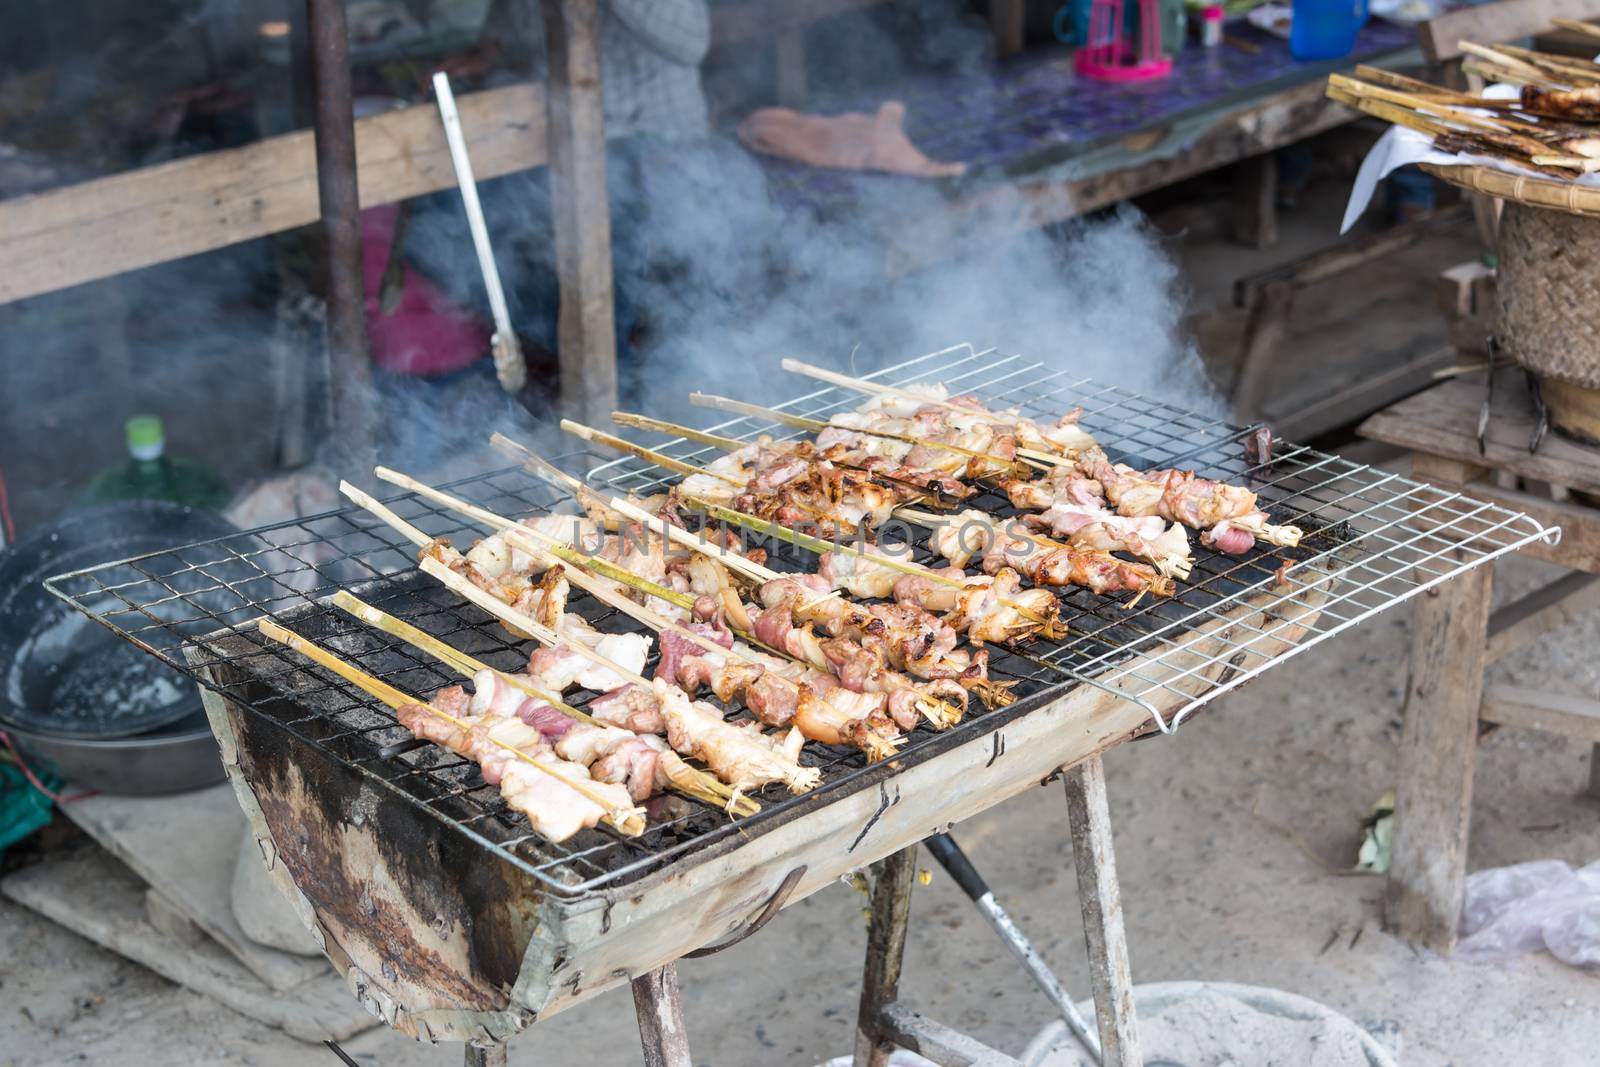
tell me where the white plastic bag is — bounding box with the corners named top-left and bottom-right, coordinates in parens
top-left (1456, 859), bottom-right (1600, 968)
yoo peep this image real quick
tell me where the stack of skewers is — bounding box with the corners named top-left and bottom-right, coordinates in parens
top-left (258, 362), bottom-right (1307, 850)
top-left (1327, 23), bottom-right (1600, 179)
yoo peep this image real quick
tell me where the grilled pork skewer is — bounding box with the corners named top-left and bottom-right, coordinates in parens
top-left (341, 482), bottom-right (820, 796)
top-left (1072, 447), bottom-right (1302, 553)
top-left (687, 393), bottom-right (1031, 480)
top-left (257, 620), bottom-right (646, 841)
top-left (605, 413), bottom-right (1065, 643)
top-left (779, 358), bottom-right (1095, 462)
top-left (332, 591), bottom-right (757, 815)
top-left (689, 496), bottom-right (1062, 646)
top-left (375, 466), bottom-right (926, 754)
top-left (422, 557), bottom-right (822, 798)
top-left (495, 436), bottom-right (1008, 712)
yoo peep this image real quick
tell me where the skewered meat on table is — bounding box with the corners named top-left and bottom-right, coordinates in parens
top-left (1073, 447), bottom-right (1302, 553)
top-left (651, 680), bottom-right (819, 795)
top-left (929, 510), bottom-right (1170, 597)
top-left (395, 690), bottom-right (636, 843)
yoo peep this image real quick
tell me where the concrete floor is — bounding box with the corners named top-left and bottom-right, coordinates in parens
top-left (4, 543), bottom-right (1598, 1067)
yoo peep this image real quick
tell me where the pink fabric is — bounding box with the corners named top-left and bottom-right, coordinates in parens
top-left (361, 203), bottom-right (490, 377)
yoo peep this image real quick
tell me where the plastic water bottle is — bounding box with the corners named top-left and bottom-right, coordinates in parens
top-left (1289, 0), bottom-right (1366, 60)
top-left (82, 416), bottom-right (232, 511)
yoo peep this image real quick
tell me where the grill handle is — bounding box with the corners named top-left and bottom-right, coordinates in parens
top-left (683, 865), bottom-right (807, 958)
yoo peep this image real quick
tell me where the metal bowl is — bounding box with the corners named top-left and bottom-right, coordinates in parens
top-left (3, 712), bottom-right (226, 795)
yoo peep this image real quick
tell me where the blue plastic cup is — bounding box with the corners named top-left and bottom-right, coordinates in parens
top-left (1290, 0), bottom-right (1366, 60)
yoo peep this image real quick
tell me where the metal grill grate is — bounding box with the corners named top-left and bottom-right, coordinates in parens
top-left (43, 344), bottom-right (1557, 900)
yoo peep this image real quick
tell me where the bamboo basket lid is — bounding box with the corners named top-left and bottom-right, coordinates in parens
top-left (1419, 163), bottom-right (1600, 219)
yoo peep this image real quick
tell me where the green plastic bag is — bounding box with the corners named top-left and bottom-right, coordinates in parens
top-left (0, 761), bottom-right (58, 860)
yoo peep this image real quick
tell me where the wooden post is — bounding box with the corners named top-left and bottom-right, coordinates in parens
top-left (1232, 152), bottom-right (1279, 250)
top-left (305, 0), bottom-right (374, 473)
top-left (1063, 756), bottom-right (1142, 1067)
top-left (990, 0), bottom-right (1027, 57)
top-left (541, 0), bottom-right (619, 427)
top-left (632, 965), bottom-right (692, 1067)
top-left (1230, 280), bottom-right (1295, 421)
top-left (1385, 547), bottom-right (1493, 951)
top-left (1590, 743), bottom-right (1600, 800)
top-left (853, 846), bottom-right (918, 1067)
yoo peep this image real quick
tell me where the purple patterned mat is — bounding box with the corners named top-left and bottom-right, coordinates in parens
top-left (754, 19), bottom-right (1420, 210)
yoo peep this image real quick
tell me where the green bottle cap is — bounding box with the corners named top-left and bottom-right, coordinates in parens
top-left (127, 415), bottom-right (165, 460)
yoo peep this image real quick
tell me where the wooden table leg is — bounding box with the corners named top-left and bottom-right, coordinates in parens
top-left (1386, 550), bottom-right (1493, 951)
top-left (1589, 743), bottom-right (1600, 800)
top-left (632, 964), bottom-right (692, 1067)
top-left (1229, 279), bottom-right (1295, 421)
top-left (1232, 151), bottom-right (1279, 250)
top-left (1063, 755), bottom-right (1142, 1067)
top-left (853, 846), bottom-right (918, 1067)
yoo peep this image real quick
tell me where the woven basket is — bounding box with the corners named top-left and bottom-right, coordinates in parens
top-left (1420, 165), bottom-right (1600, 392)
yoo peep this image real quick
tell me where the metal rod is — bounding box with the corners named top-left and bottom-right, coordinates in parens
top-left (306, 0), bottom-right (373, 472)
top-left (432, 73), bottom-right (526, 394)
top-left (632, 965), bottom-right (692, 1067)
top-left (924, 833), bottom-right (1103, 1063)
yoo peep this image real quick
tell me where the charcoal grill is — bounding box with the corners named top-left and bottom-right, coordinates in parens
top-left (44, 344), bottom-right (1558, 1052)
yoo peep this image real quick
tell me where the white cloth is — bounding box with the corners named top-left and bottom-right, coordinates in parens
top-left (1340, 81), bottom-right (1600, 232)
top-left (513, 0), bottom-right (711, 141)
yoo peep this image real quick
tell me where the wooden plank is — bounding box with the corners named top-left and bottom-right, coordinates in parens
top-left (1266, 344), bottom-right (1457, 442)
top-left (0, 83), bottom-right (547, 305)
top-left (1419, 0), bottom-right (1600, 62)
top-left (854, 848), bottom-right (919, 1067)
top-left (542, 0), bottom-right (619, 427)
top-left (1487, 572), bottom-right (1600, 664)
top-left (632, 966), bottom-right (692, 1067)
top-left (1385, 549), bottom-right (1493, 951)
top-left (1063, 756), bottom-right (1142, 1067)
top-left (0, 848), bottom-right (374, 1043)
top-left (1480, 685), bottom-right (1600, 742)
top-left (712, 0), bottom-right (887, 44)
top-left (875, 1004), bottom-right (1024, 1067)
top-left (886, 76), bottom-right (1371, 277)
top-left (1406, 463), bottom-right (1600, 574)
top-left (1360, 374), bottom-right (1600, 495)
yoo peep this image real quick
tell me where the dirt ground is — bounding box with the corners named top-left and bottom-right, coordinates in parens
top-left (5, 157), bottom-right (1598, 1067)
top-left (4, 543), bottom-right (1598, 1067)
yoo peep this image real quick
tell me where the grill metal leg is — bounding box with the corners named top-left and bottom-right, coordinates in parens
top-left (1064, 755), bottom-right (1143, 1067)
top-left (852, 846), bottom-right (918, 1067)
top-left (464, 1042), bottom-right (507, 1067)
top-left (632, 964), bottom-right (692, 1067)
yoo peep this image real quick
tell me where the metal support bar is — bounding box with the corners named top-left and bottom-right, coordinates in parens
top-left (924, 833), bottom-right (1102, 1063)
top-left (1063, 757), bottom-right (1143, 1067)
top-left (632, 965), bottom-right (692, 1067)
top-left (305, 0), bottom-right (374, 472)
top-left (464, 1041), bottom-right (507, 1067)
top-left (853, 846), bottom-right (919, 1067)
top-left (876, 1003), bottom-right (1024, 1067)
top-left (540, 0), bottom-right (619, 426)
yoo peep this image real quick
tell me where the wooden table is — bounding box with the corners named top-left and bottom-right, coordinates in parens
top-left (1360, 371), bottom-right (1600, 952)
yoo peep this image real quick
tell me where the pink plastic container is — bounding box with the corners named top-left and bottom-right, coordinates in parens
top-left (1075, 0), bottom-right (1174, 81)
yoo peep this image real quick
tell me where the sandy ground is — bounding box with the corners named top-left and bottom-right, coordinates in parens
top-left (3, 542), bottom-right (1598, 1067)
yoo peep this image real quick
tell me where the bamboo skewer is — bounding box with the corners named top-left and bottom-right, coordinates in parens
top-left (777, 359), bottom-right (1073, 466)
top-left (686, 494), bottom-right (1064, 647)
top-left (561, 419), bottom-right (744, 485)
top-left (1552, 16), bottom-right (1600, 41)
top-left (367, 466), bottom-right (916, 753)
top-left (257, 619), bottom-right (648, 835)
top-left (1324, 85), bottom-right (1580, 177)
top-left (686, 393), bottom-right (1040, 474)
top-left (1456, 42), bottom-right (1571, 88)
top-left (331, 591), bottom-right (757, 815)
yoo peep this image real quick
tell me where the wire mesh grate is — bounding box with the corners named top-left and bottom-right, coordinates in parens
top-left (44, 343), bottom-right (1557, 899)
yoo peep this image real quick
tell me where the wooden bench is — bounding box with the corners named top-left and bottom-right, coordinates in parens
top-left (1360, 372), bottom-right (1600, 952)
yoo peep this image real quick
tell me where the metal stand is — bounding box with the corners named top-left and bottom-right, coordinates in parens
top-left (464, 1041), bottom-right (508, 1067)
top-left (852, 754), bottom-right (1143, 1067)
